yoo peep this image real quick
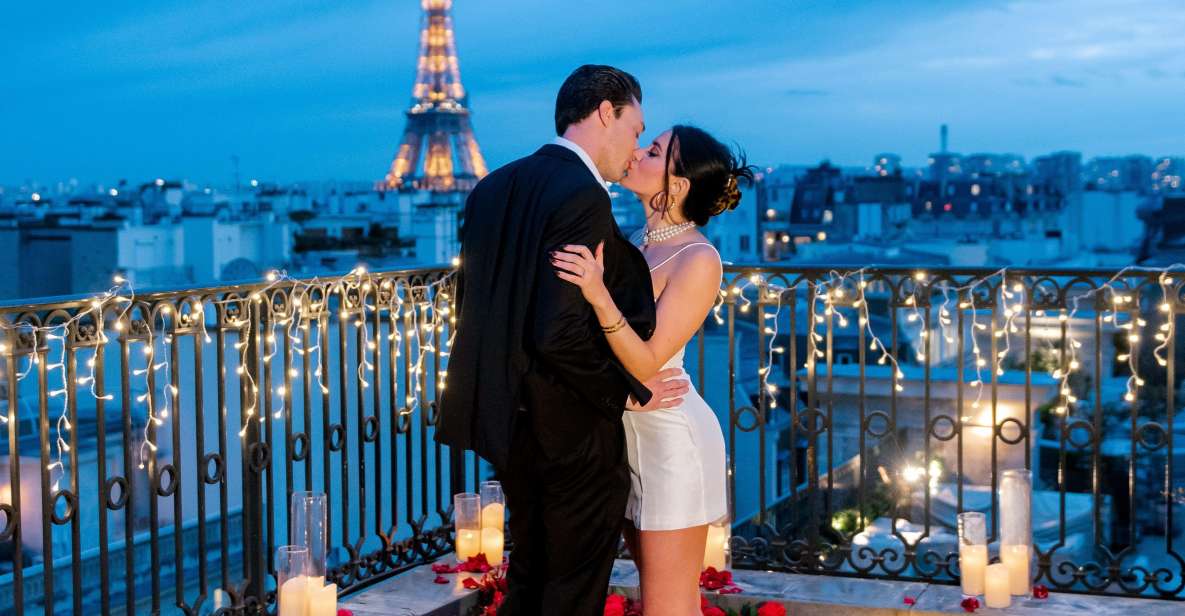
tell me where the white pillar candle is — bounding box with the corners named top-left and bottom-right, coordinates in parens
top-left (278, 575), bottom-right (311, 616)
top-left (1001, 544), bottom-right (1031, 595)
top-left (984, 563), bottom-right (1012, 609)
top-left (703, 523), bottom-right (729, 571)
top-left (456, 528), bottom-right (481, 562)
top-left (481, 503), bottom-right (504, 531)
top-left (959, 544), bottom-right (988, 596)
top-left (308, 581), bottom-right (337, 616)
top-left (481, 527), bottom-right (504, 566)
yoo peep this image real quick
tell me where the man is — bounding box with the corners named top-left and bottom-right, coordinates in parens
top-left (436, 65), bottom-right (689, 615)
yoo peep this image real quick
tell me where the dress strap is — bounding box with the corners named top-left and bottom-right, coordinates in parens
top-left (648, 242), bottom-right (719, 272)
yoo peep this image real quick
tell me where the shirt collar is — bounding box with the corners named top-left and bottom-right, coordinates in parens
top-left (551, 136), bottom-right (610, 193)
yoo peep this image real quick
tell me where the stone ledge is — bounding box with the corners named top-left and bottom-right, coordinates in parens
top-left (340, 558), bottom-right (1183, 615)
top-left (339, 561), bottom-right (482, 616)
top-left (610, 561), bottom-right (1183, 616)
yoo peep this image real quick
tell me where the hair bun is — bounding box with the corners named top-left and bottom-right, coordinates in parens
top-left (711, 174), bottom-right (742, 215)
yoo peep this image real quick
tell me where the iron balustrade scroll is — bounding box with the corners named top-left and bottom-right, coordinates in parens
top-left (0, 267), bottom-right (468, 615)
top-left (1, 263), bottom-right (1184, 615)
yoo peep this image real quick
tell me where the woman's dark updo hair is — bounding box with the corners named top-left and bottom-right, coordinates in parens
top-left (654, 124), bottom-right (756, 226)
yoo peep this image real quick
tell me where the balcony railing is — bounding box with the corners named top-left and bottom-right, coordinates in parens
top-left (0, 264), bottom-right (1182, 614)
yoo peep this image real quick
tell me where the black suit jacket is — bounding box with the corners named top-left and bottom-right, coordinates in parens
top-left (436, 144), bottom-right (657, 469)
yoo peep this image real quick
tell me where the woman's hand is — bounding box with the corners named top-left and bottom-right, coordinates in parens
top-left (551, 241), bottom-right (612, 309)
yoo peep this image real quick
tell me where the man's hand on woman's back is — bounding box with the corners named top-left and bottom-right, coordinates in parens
top-left (625, 368), bottom-right (689, 412)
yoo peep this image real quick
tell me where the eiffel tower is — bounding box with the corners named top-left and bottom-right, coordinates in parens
top-left (383, 0), bottom-right (487, 193)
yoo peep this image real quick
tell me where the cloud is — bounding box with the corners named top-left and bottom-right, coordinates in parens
top-left (1050, 74), bottom-right (1086, 87)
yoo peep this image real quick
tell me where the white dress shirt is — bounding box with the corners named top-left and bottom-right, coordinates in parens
top-left (551, 136), bottom-right (610, 194)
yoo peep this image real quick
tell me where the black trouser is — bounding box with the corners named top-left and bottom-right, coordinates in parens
top-left (496, 413), bottom-right (629, 616)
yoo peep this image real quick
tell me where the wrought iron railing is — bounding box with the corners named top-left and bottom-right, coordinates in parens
top-left (0, 264), bottom-right (1182, 615)
top-left (717, 265), bottom-right (1183, 600)
top-left (0, 267), bottom-right (462, 615)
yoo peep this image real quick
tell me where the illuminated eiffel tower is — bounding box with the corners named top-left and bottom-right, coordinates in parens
top-left (383, 0), bottom-right (487, 193)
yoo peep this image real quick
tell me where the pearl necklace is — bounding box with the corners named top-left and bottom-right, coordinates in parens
top-left (642, 221), bottom-right (696, 245)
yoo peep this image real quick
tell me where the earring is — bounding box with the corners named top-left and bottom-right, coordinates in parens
top-left (667, 193), bottom-right (676, 207)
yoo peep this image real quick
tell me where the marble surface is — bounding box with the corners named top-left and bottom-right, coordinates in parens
top-left (910, 582), bottom-right (1185, 615)
top-left (341, 558), bottom-right (1183, 616)
top-left (609, 560), bottom-right (1183, 616)
top-left (338, 559), bottom-right (481, 616)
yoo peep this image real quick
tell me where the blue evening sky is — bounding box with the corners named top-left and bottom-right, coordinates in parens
top-left (3, 0), bottom-right (1183, 185)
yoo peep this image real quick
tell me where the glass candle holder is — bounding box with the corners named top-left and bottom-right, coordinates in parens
top-left (480, 481), bottom-right (505, 530)
top-left (454, 492), bottom-right (481, 562)
top-left (480, 481), bottom-right (505, 566)
top-left (999, 469), bottom-right (1033, 597)
top-left (291, 491), bottom-right (328, 580)
top-left (957, 511), bottom-right (988, 597)
top-left (702, 463), bottom-right (734, 572)
top-left (276, 545), bottom-right (310, 616)
top-left (703, 515), bottom-right (731, 572)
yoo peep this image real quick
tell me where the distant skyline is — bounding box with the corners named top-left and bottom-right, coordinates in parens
top-left (3, 0), bottom-right (1185, 186)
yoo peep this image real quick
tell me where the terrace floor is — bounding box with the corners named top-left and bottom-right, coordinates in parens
top-left (341, 558), bottom-right (1185, 616)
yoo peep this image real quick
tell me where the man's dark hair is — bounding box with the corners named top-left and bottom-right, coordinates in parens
top-left (554, 64), bottom-right (642, 136)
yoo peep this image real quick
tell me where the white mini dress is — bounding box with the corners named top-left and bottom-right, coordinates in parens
top-left (621, 243), bottom-right (728, 531)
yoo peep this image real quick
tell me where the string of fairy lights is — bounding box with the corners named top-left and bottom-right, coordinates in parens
top-left (0, 265), bottom-right (457, 491)
top-left (1, 261), bottom-right (1182, 495)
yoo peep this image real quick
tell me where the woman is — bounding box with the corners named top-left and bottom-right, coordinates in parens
top-left (551, 124), bottom-right (753, 615)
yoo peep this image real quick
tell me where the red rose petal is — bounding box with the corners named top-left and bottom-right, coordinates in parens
top-left (431, 563), bottom-right (454, 574)
top-left (961, 596), bottom-right (980, 612)
top-left (756, 602), bottom-right (787, 616)
top-left (1033, 584), bottom-right (1050, 599)
top-left (337, 610), bottom-right (354, 616)
top-left (462, 577), bottom-right (481, 590)
top-left (432, 575), bottom-right (448, 584)
top-left (904, 596), bottom-right (916, 606)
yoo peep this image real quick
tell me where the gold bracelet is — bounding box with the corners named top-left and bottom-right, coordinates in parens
top-left (601, 315), bottom-right (627, 334)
